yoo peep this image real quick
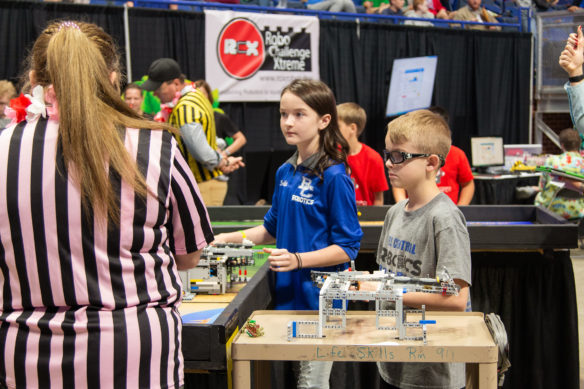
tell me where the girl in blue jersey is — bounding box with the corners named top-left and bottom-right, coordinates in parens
top-left (214, 79), bottom-right (362, 388)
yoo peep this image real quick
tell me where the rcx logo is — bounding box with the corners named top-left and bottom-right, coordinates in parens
top-left (217, 18), bottom-right (265, 80)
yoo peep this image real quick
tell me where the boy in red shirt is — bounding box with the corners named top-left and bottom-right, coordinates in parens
top-left (338, 103), bottom-right (389, 205)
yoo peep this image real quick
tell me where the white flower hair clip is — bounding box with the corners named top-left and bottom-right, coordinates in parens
top-left (24, 85), bottom-right (47, 122)
top-left (58, 21), bottom-right (81, 31)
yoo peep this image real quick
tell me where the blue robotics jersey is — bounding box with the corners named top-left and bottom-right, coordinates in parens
top-left (263, 151), bottom-right (363, 310)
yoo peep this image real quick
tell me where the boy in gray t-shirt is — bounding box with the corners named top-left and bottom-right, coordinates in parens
top-left (376, 110), bottom-right (472, 389)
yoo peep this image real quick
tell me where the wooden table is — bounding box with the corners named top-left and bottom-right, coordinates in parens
top-left (232, 311), bottom-right (498, 389)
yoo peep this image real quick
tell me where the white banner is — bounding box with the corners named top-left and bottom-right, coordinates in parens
top-left (205, 10), bottom-right (320, 102)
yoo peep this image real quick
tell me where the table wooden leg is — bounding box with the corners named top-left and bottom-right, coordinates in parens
top-left (478, 362), bottom-right (497, 389)
top-left (465, 363), bottom-right (478, 389)
top-left (253, 360), bottom-right (270, 389)
top-left (233, 360), bottom-right (251, 389)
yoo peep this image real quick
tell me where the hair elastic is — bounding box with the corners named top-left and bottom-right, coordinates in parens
top-left (58, 21), bottom-right (81, 31)
top-left (294, 252), bottom-right (303, 270)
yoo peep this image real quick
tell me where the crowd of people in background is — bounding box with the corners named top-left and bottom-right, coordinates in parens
top-left (39, 0), bottom-right (519, 30)
top-left (39, 0), bottom-right (584, 31)
top-left (38, 0), bottom-right (568, 11)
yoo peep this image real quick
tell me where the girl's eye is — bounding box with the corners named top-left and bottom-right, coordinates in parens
top-left (280, 112), bottom-right (287, 118)
top-left (296, 112), bottom-right (304, 118)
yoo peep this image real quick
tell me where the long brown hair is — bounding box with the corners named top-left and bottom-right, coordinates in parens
top-left (193, 79), bottom-right (214, 106)
top-left (281, 79), bottom-right (349, 180)
top-left (28, 20), bottom-right (174, 224)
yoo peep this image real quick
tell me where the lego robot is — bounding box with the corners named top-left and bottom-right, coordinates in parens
top-left (179, 242), bottom-right (260, 299)
top-left (287, 268), bottom-right (459, 344)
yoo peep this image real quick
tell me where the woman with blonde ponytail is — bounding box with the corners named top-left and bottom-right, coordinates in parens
top-left (0, 21), bottom-right (212, 388)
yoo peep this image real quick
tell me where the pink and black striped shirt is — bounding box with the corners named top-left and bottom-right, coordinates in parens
top-left (0, 117), bottom-right (213, 389)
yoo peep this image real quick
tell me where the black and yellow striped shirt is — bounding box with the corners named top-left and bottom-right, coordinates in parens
top-left (169, 90), bottom-right (222, 183)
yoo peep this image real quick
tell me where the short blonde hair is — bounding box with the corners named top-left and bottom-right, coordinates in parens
top-left (0, 80), bottom-right (16, 100)
top-left (386, 109), bottom-right (451, 159)
top-left (337, 102), bottom-right (367, 136)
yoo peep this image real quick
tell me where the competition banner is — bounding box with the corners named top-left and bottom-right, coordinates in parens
top-left (205, 10), bottom-right (320, 102)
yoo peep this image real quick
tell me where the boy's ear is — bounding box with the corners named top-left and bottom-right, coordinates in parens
top-left (350, 122), bottom-right (359, 135)
top-left (318, 113), bottom-right (331, 130)
top-left (426, 154), bottom-right (442, 172)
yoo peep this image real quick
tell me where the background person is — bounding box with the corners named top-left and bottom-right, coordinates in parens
top-left (122, 82), bottom-right (152, 119)
top-left (568, 0), bottom-right (584, 11)
top-left (194, 80), bottom-right (247, 205)
top-left (425, 0), bottom-right (449, 18)
top-left (0, 20), bottom-right (212, 389)
top-left (193, 79), bottom-right (248, 159)
top-left (382, 0), bottom-right (405, 17)
top-left (404, 0), bottom-right (436, 26)
top-left (559, 26), bottom-right (584, 134)
top-left (304, 0), bottom-right (357, 13)
top-left (556, 27), bottom-right (584, 207)
top-left (141, 58), bottom-right (244, 206)
top-left (534, 128), bottom-right (584, 220)
top-left (450, 0), bottom-right (501, 30)
top-left (194, 79), bottom-right (249, 204)
top-left (0, 80), bottom-right (17, 129)
top-left (337, 102), bottom-right (388, 205)
top-left (362, 0), bottom-right (391, 14)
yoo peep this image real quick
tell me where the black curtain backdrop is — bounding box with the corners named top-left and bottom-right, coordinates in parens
top-left (0, 2), bottom-right (532, 204)
top-left (349, 22), bottom-right (532, 155)
top-left (128, 8), bottom-right (205, 81)
top-left (471, 250), bottom-right (580, 389)
top-left (0, 1), bottom-right (125, 87)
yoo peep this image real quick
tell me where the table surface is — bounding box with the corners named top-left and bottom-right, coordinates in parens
top-left (473, 172), bottom-right (540, 180)
top-left (232, 311), bottom-right (498, 364)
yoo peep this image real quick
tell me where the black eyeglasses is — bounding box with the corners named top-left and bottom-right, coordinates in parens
top-left (383, 150), bottom-right (445, 167)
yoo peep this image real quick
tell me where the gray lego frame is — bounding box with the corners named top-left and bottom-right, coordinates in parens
top-left (287, 269), bottom-right (459, 344)
top-left (179, 242), bottom-right (258, 298)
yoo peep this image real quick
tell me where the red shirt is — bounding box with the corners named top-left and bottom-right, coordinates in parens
top-left (347, 144), bottom-right (389, 206)
top-left (436, 145), bottom-right (474, 203)
top-left (427, 0), bottom-right (446, 14)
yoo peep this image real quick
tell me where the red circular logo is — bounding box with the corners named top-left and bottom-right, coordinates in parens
top-left (217, 18), bottom-right (265, 80)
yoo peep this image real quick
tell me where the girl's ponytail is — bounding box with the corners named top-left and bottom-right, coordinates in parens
top-left (30, 21), bottom-right (173, 224)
